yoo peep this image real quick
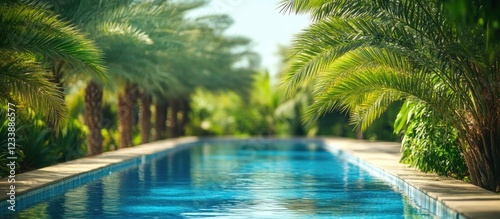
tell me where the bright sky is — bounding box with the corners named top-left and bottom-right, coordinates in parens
top-left (191, 0), bottom-right (311, 76)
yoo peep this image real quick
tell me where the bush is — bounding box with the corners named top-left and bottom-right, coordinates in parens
top-left (0, 109), bottom-right (23, 177)
top-left (394, 101), bottom-right (468, 179)
top-left (0, 108), bottom-right (87, 178)
top-left (17, 119), bottom-right (58, 170)
top-left (51, 119), bottom-right (87, 162)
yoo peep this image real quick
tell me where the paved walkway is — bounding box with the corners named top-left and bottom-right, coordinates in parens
top-left (1, 137), bottom-right (499, 218)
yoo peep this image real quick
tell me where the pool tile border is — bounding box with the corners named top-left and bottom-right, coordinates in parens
top-left (1, 137), bottom-right (499, 218)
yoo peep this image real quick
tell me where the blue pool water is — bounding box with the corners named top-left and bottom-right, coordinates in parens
top-left (9, 140), bottom-right (432, 218)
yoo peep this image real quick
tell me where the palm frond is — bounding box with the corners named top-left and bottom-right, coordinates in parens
top-left (0, 3), bottom-right (108, 83)
top-left (305, 66), bottom-right (458, 130)
top-left (278, 0), bottom-right (375, 22)
top-left (0, 53), bottom-right (67, 128)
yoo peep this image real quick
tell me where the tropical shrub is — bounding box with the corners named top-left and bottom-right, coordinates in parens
top-left (17, 119), bottom-right (58, 170)
top-left (0, 109), bottom-right (87, 177)
top-left (395, 101), bottom-right (468, 179)
top-left (51, 119), bottom-right (87, 162)
top-left (188, 72), bottom-right (277, 136)
top-left (0, 109), bottom-right (23, 178)
top-left (18, 117), bottom-right (88, 170)
top-left (188, 90), bottom-right (256, 136)
top-left (101, 129), bottom-right (119, 152)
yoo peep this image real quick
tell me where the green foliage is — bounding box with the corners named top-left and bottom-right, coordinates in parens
top-left (100, 93), bottom-right (120, 150)
top-left (0, 1), bottom-right (107, 128)
top-left (394, 101), bottom-right (468, 179)
top-left (101, 90), bottom-right (119, 130)
top-left (188, 90), bottom-right (256, 136)
top-left (314, 103), bottom-right (400, 141)
top-left (315, 111), bottom-right (353, 137)
top-left (66, 84), bottom-right (86, 119)
top-left (18, 115), bottom-right (88, 171)
top-left (101, 129), bottom-right (119, 151)
top-left (188, 71), bottom-right (276, 136)
top-left (51, 119), bottom-right (87, 162)
top-left (0, 108), bottom-right (87, 178)
top-left (275, 44), bottom-right (400, 139)
top-left (18, 119), bottom-right (58, 170)
top-left (274, 88), bottom-right (312, 136)
top-left (363, 103), bottom-right (400, 141)
top-left (0, 109), bottom-right (23, 177)
top-left (444, 0), bottom-right (500, 51)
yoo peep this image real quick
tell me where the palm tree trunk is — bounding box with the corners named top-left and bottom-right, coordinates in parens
top-left (460, 113), bottom-right (500, 192)
top-left (154, 100), bottom-right (168, 140)
top-left (169, 99), bottom-right (179, 138)
top-left (84, 80), bottom-right (103, 155)
top-left (118, 82), bottom-right (138, 148)
top-left (139, 90), bottom-right (152, 144)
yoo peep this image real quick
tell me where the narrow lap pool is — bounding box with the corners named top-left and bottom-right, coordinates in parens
top-left (7, 140), bottom-right (432, 218)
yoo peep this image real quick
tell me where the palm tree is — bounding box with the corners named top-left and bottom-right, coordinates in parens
top-left (147, 14), bottom-right (259, 140)
top-left (39, 0), bottom-right (146, 154)
top-left (279, 0), bottom-right (500, 192)
top-left (34, 0), bottom-right (148, 154)
top-left (44, 0), bottom-right (186, 151)
top-left (0, 1), bottom-right (106, 128)
top-left (111, 1), bottom-right (206, 146)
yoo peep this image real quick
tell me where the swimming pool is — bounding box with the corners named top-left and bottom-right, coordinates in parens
top-left (5, 140), bottom-right (432, 218)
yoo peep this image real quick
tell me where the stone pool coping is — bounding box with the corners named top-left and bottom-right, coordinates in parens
top-left (1, 137), bottom-right (499, 218)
